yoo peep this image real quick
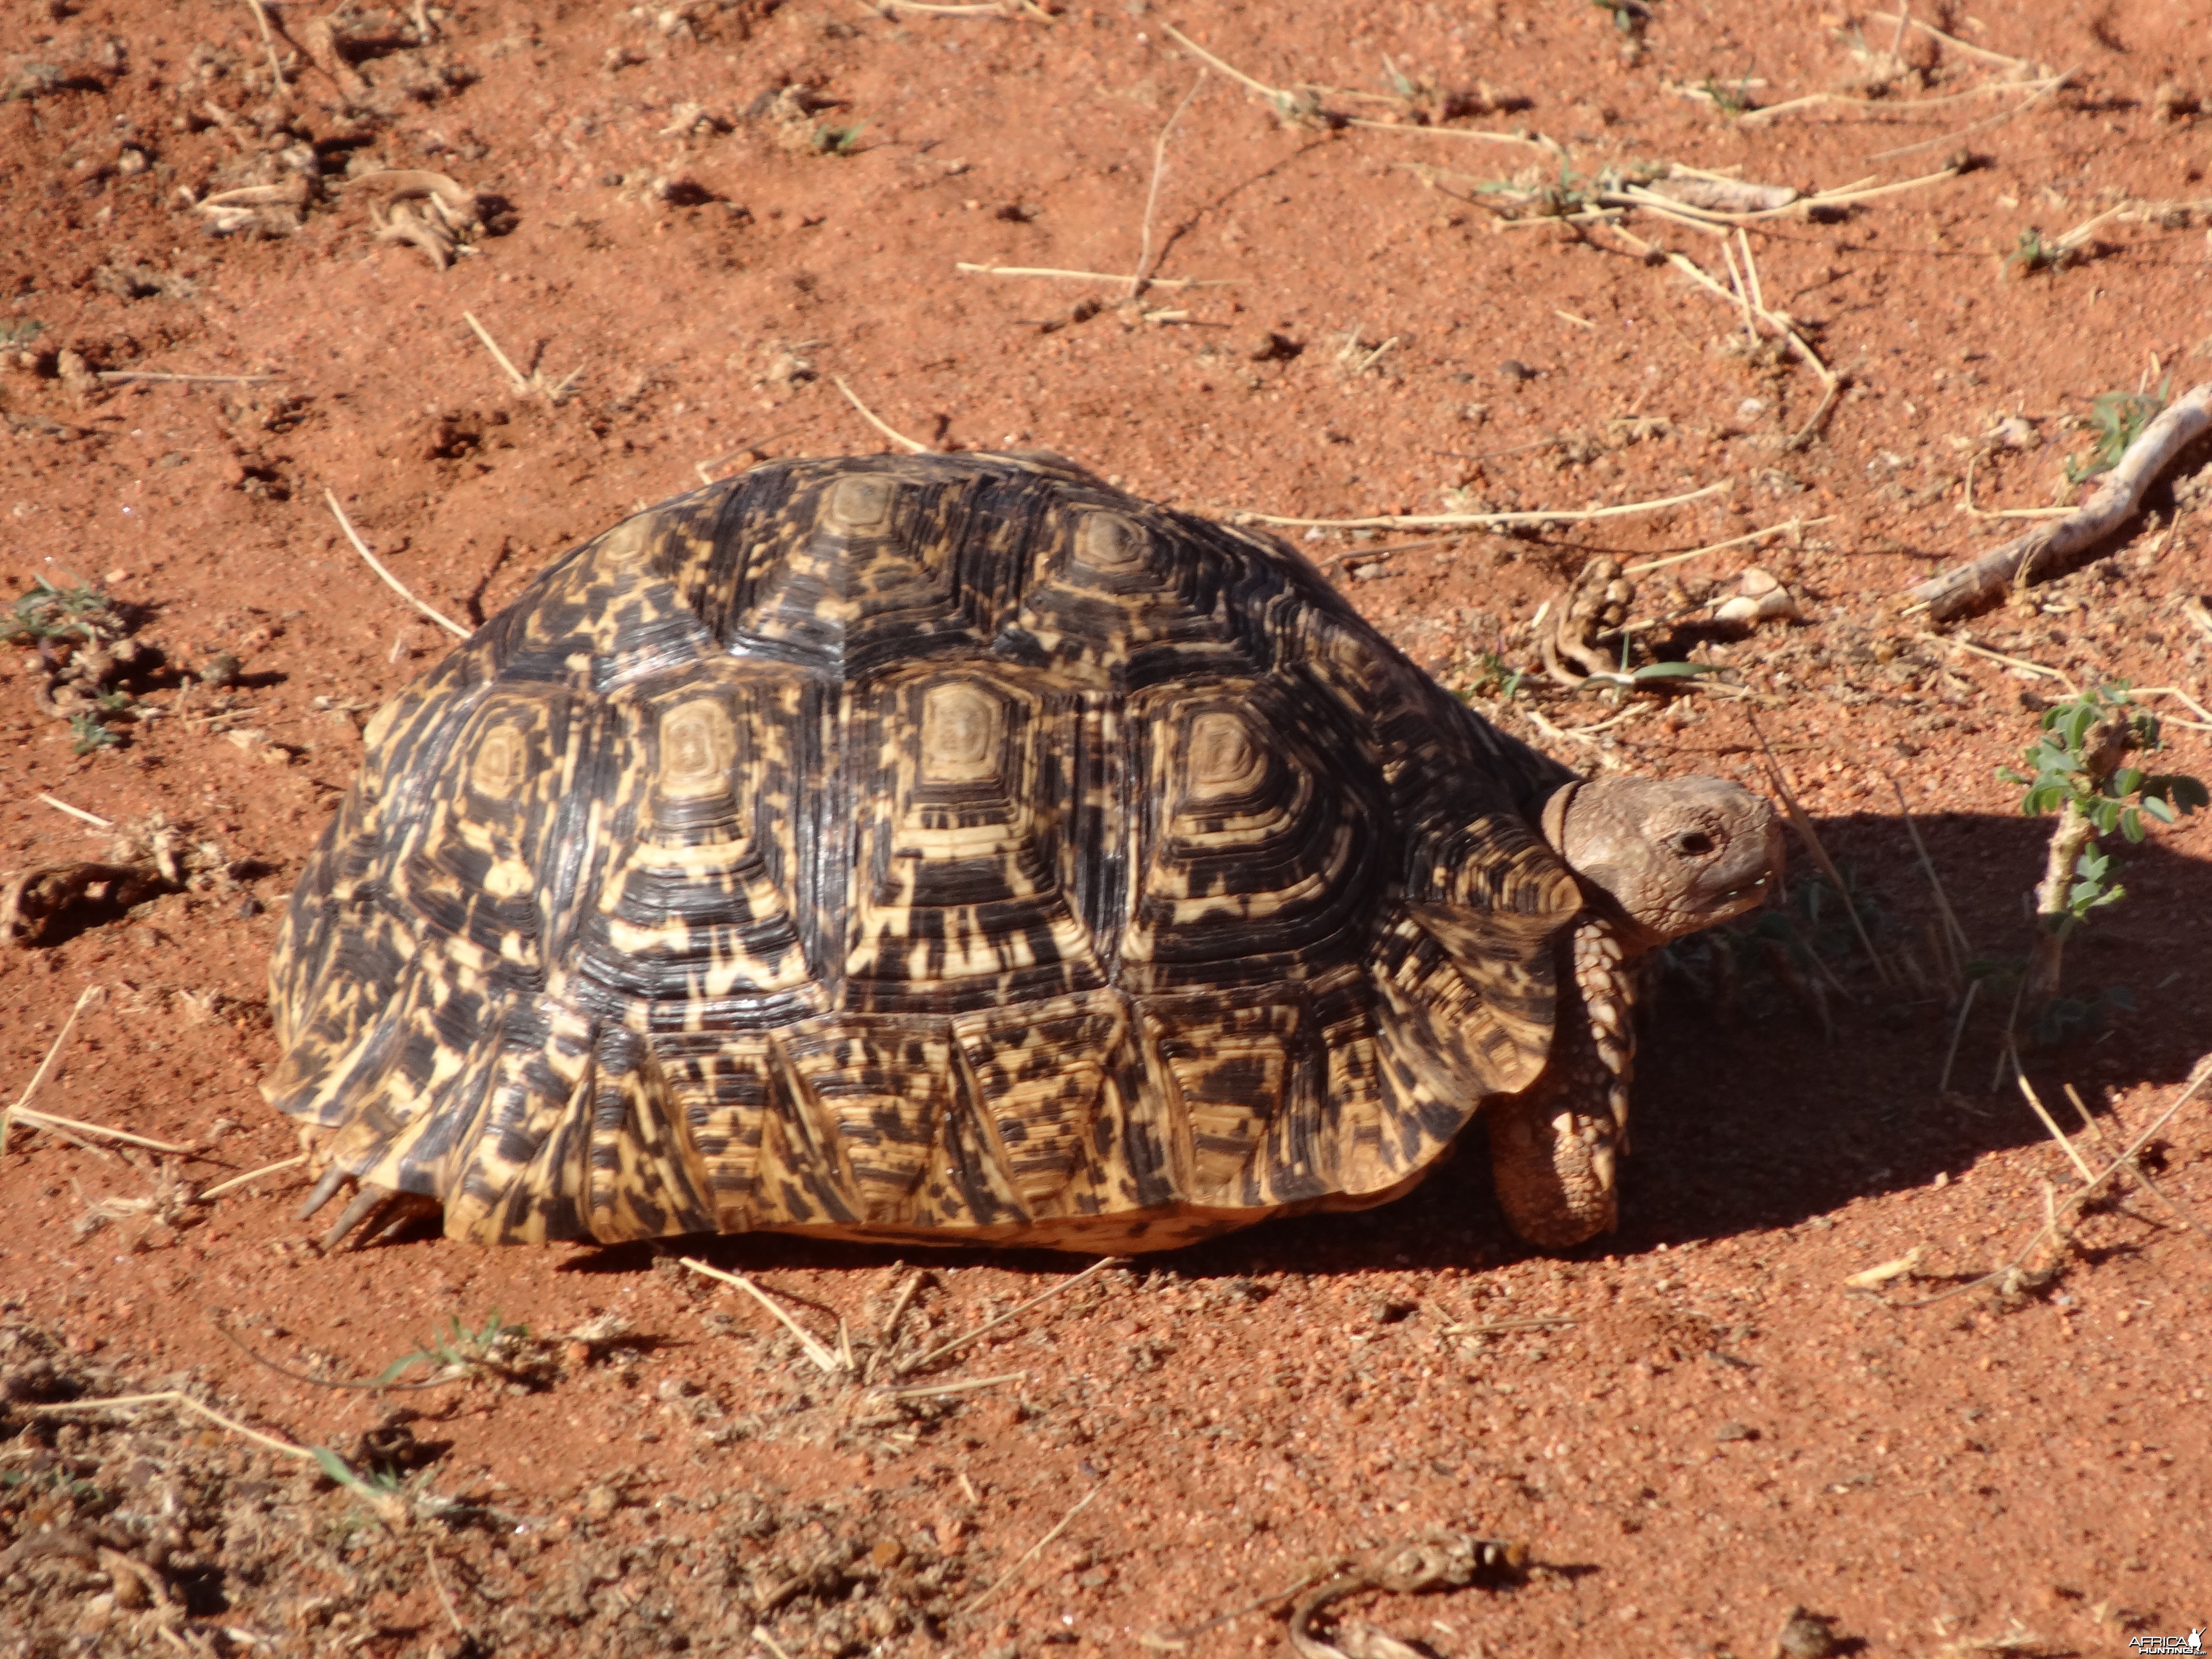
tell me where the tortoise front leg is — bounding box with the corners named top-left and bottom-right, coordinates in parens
top-left (1485, 918), bottom-right (1633, 1248)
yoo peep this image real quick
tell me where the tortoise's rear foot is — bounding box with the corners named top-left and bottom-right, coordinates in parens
top-left (299, 1166), bottom-right (442, 1251)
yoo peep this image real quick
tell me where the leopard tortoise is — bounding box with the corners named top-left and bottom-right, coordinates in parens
top-left (267, 452), bottom-right (1780, 1255)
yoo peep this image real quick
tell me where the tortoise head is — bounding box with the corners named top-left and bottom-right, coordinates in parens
top-left (1541, 774), bottom-right (1782, 950)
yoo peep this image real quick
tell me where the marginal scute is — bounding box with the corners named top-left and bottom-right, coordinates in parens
top-left (267, 450), bottom-right (1650, 1256)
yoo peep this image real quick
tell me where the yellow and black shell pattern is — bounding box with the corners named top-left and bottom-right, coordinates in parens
top-left (266, 452), bottom-right (1589, 1251)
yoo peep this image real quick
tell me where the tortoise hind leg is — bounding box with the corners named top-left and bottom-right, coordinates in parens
top-left (1485, 917), bottom-right (1634, 1249)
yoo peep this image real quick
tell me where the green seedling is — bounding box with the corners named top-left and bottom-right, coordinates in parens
top-left (1590, 0), bottom-right (1653, 36)
top-left (1700, 72), bottom-right (1756, 118)
top-left (2000, 684), bottom-right (2206, 1025)
top-left (69, 712), bottom-right (122, 754)
top-left (1454, 650), bottom-right (1525, 704)
top-left (2004, 227), bottom-right (2069, 278)
top-left (5, 576), bottom-right (120, 647)
top-left (813, 121), bottom-right (868, 156)
top-left (2063, 380), bottom-right (2168, 484)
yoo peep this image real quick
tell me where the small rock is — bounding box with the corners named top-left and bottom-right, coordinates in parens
top-left (1714, 1420), bottom-right (1758, 1443)
top-left (1498, 358), bottom-right (1535, 383)
top-left (581, 1485), bottom-right (621, 1518)
top-left (198, 653), bottom-right (241, 688)
top-left (1772, 1607), bottom-right (1841, 1659)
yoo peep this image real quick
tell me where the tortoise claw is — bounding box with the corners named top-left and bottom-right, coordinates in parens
top-left (297, 1164), bottom-right (351, 1223)
top-left (317, 1183), bottom-right (442, 1252)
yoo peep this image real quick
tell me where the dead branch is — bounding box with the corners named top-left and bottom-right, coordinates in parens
top-left (1906, 380), bottom-right (2212, 621)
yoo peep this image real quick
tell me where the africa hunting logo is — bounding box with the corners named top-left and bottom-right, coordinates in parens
top-left (2126, 1632), bottom-right (2203, 1655)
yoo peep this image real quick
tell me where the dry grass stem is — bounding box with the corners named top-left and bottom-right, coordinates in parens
top-left (958, 1486), bottom-right (1103, 1614)
top-left (25, 1390), bottom-right (319, 1463)
top-left (680, 1257), bottom-right (847, 1373)
top-left (2062, 1083), bottom-right (2212, 1254)
top-left (1139, 1570), bottom-right (1335, 1651)
top-left (426, 1543), bottom-right (468, 1635)
top-left (1960, 450), bottom-right (2073, 521)
top-left (955, 263), bottom-right (1233, 289)
top-left (1908, 380), bottom-right (2212, 620)
top-left (37, 793), bottom-right (114, 830)
top-left (1937, 979), bottom-right (1979, 1095)
top-left (1624, 516), bottom-right (1832, 576)
top-left (1864, 10), bottom-right (2046, 72)
top-left (196, 1154), bottom-right (310, 1201)
top-left (1745, 717), bottom-right (1891, 983)
top-left (831, 375), bottom-right (935, 454)
top-left (1519, 701), bottom-right (1651, 747)
top-left (753, 1627), bottom-right (799, 1659)
top-left (95, 371), bottom-right (286, 385)
top-left (1902, 1054), bottom-right (2212, 1308)
top-left (242, 0), bottom-right (288, 93)
top-left (1160, 25), bottom-right (1555, 152)
top-left (464, 310), bottom-right (532, 394)
top-left (324, 489), bottom-right (472, 640)
top-left (8, 1106), bottom-right (194, 1156)
top-left (1610, 225), bottom-right (1838, 450)
top-left (462, 310), bottom-right (581, 405)
top-left (881, 1371), bottom-right (1027, 1399)
top-left (2016, 1072), bottom-right (2101, 1186)
top-left (1843, 1247), bottom-right (1927, 1290)
top-left (1887, 776), bottom-right (1974, 961)
top-left (1866, 70), bottom-right (2071, 164)
top-left (1921, 633), bottom-right (2077, 692)
top-left (1236, 479), bottom-right (1729, 533)
top-left (1439, 1316), bottom-right (1576, 1336)
top-left (894, 1255), bottom-right (1121, 1377)
top-left (1131, 71), bottom-right (1208, 299)
top-left (2, 986), bottom-right (103, 1158)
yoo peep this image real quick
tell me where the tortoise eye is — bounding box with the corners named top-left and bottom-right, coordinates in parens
top-left (1673, 830), bottom-right (1715, 857)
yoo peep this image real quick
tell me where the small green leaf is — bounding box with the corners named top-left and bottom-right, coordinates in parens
top-left (2142, 795), bottom-right (2177, 825)
top-left (1628, 659), bottom-right (1720, 681)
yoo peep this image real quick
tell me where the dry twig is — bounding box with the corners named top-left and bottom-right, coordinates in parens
top-left (831, 375), bottom-right (934, 454)
top-left (1132, 72), bottom-right (1208, 298)
top-left (1906, 380), bottom-right (2212, 621)
top-left (956, 263), bottom-right (1232, 289)
top-left (958, 1486), bottom-right (1103, 1613)
top-left (1, 987), bottom-right (103, 1158)
top-left (894, 1255), bottom-right (1121, 1376)
top-left (324, 490), bottom-right (470, 640)
top-left (1162, 25), bottom-right (1556, 152)
top-left (1234, 480), bottom-right (1729, 534)
top-left (680, 1258), bottom-right (847, 1373)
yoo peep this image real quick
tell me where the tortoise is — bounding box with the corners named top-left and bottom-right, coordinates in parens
top-left (267, 452), bottom-right (1780, 1255)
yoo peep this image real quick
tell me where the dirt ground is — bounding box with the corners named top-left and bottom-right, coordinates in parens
top-left (4, 0), bottom-right (2212, 1654)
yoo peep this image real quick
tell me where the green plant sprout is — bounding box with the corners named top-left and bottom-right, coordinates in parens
top-left (2000, 684), bottom-right (2206, 1025)
top-left (1700, 72), bottom-right (1756, 118)
top-left (2003, 227), bottom-right (2067, 278)
top-left (2063, 380), bottom-right (2169, 484)
top-left (813, 121), bottom-right (868, 156)
top-left (5, 576), bottom-right (119, 647)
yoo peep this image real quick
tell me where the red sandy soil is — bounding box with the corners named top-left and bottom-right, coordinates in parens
top-left (4, 2), bottom-right (2212, 1655)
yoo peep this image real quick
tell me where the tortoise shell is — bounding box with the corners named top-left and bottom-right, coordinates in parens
top-left (267, 452), bottom-right (1726, 1253)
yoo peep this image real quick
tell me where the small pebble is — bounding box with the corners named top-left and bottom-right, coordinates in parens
top-left (1498, 358), bottom-right (1535, 383)
top-left (199, 652), bottom-right (241, 688)
top-left (1714, 1420), bottom-right (1758, 1443)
